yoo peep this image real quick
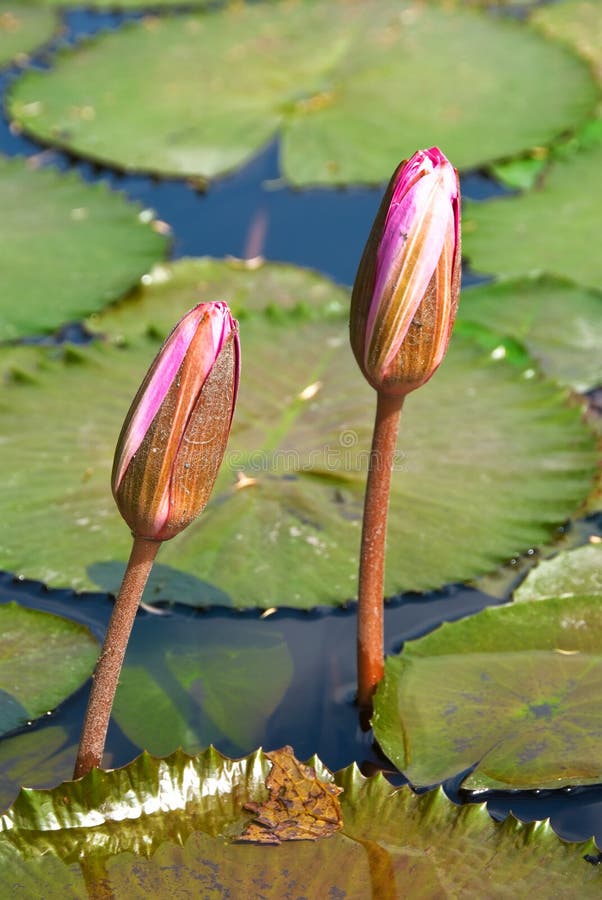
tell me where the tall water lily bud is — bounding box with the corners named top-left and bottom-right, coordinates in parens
top-left (112, 302), bottom-right (239, 541)
top-left (350, 147), bottom-right (461, 397)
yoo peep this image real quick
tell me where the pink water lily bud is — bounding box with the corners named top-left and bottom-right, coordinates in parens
top-left (350, 147), bottom-right (461, 397)
top-left (112, 302), bottom-right (239, 541)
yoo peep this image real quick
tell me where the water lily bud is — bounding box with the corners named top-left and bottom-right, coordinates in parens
top-left (350, 147), bottom-right (461, 397)
top-left (112, 302), bottom-right (239, 541)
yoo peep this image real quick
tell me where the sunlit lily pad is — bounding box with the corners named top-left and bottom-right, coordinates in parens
top-left (532, 0), bottom-right (602, 86)
top-left (0, 749), bottom-right (599, 896)
top-left (464, 142), bottom-right (602, 291)
top-left (0, 4), bottom-right (57, 68)
top-left (0, 156), bottom-right (168, 340)
top-left (7, 1), bottom-right (597, 184)
top-left (457, 276), bottom-right (602, 392)
top-left (111, 616), bottom-right (293, 756)
top-left (514, 542), bottom-right (602, 602)
top-left (373, 594), bottom-right (602, 791)
top-left (0, 260), bottom-right (597, 608)
top-left (0, 602), bottom-right (98, 738)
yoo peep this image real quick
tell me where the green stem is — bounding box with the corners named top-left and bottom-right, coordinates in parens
top-left (73, 536), bottom-right (160, 779)
top-left (357, 392), bottom-right (404, 713)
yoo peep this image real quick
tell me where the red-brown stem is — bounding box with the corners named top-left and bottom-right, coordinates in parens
top-left (73, 536), bottom-right (161, 779)
top-left (357, 391), bottom-right (404, 713)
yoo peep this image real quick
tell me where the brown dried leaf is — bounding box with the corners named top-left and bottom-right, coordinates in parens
top-left (239, 746), bottom-right (343, 845)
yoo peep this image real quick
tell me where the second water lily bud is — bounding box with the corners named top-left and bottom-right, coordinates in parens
top-left (350, 147), bottom-right (461, 397)
top-left (112, 302), bottom-right (239, 541)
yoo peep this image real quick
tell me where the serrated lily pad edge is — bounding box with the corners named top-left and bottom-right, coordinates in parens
top-left (0, 745), bottom-right (599, 863)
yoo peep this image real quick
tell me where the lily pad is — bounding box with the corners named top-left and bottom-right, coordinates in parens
top-left (0, 156), bottom-right (168, 341)
top-left (457, 276), bottom-right (602, 392)
top-left (0, 602), bottom-right (98, 738)
top-left (7, 1), bottom-right (597, 184)
top-left (373, 594), bottom-right (602, 791)
top-left (0, 749), bottom-right (599, 897)
top-left (0, 4), bottom-right (57, 68)
top-left (532, 0), bottom-right (602, 87)
top-left (464, 141), bottom-right (602, 291)
top-left (514, 542), bottom-right (602, 602)
top-left (0, 260), bottom-right (597, 608)
top-left (111, 616), bottom-right (293, 756)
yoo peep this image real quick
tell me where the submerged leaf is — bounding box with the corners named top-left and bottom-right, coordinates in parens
top-left (0, 602), bottom-right (98, 738)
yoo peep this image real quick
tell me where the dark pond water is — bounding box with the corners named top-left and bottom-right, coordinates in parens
top-left (1, 2), bottom-right (601, 860)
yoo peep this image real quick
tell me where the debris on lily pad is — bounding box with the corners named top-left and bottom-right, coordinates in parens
top-left (239, 746), bottom-right (343, 844)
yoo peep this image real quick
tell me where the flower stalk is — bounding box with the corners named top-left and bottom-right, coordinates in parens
top-left (356, 393), bottom-right (404, 710)
top-left (73, 536), bottom-right (160, 779)
top-left (350, 147), bottom-right (461, 712)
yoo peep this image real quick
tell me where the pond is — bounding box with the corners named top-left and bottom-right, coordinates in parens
top-left (0, 2), bottom-right (601, 896)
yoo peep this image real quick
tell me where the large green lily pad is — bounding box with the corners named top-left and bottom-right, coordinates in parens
top-left (0, 260), bottom-right (597, 608)
top-left (111, 616), bottom-right (293, 756)
top-left (7, 1), bottom-right (597, 184)
top-left (514, 542), bottom-right (602, 602)
top-left (457, 276), bottom-right (602, 392)
top-left (464, 141), bottom-right (602, 291)
top-left (373, 594), bottom-right (602, 791)
top-left (0, 156), bottom-right (168, 341)
top-left (532, 0), bottom-right (602, 87)
top-left (0, 749), bottom-right (599, 896)
top-left (0, 602), bottom-right (98, 738)
top-left (0, 4), bottom-right (57, 68)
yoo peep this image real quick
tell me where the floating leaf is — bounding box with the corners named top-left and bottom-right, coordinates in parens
top-left (457, 276), bottom-right (602, 392)
top-left (7, 1), bottom-right (597, 184)
top-left (0, 157), bottom-right (168, 340)
top-left (464, 142), bottom-right (602, 291)
top-left (0, 749), bottom-right (599, 897)
top-left (0, 3), bottom-right (57, 68)
top-left (239, 745), bottom-right (343, 844)
top-left (532, 0), bottom-right (602, 87)
top-left (514, 543), bottom-right (602, 602)
top-left (111, 616), bottom-right (294, 756)
top-left (0, 602), bottom-right (98, 738)
top-left (0, 260), bottom-right (597, 608)
top-left (373, 594), bottom-right (602, 791)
